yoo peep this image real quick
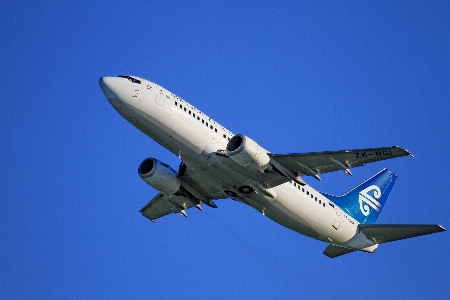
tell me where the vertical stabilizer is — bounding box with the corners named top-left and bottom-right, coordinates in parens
top-left (322, 168), bottom-right (396, 224)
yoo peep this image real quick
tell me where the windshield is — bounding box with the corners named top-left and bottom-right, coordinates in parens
top-left (118, 75), bottom-right (141, 84)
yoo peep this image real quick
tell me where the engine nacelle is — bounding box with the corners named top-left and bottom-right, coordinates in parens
top-left (226, 134), bottom-right (270, 172)
top-left (138, 158), bottom-right (181, 195)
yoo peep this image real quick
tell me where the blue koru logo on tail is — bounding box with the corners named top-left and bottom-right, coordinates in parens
top-left (359, 185), bottom-right (382, 216)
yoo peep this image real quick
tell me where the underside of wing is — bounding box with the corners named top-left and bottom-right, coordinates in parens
top-left (358, 224), bottom-right (446, 244)
top-left (271, 146), bottom-right (412, 178)
top-left (179, 163), bottom-right (230, 200)
top-left (216, 154), bottom-right (290, 189)
top-left (140, 163), bottom-right (229, 222)
top-left (214, 146), bottom-right (412, 190)
top-left (140, 192), bottom-right (197, 221)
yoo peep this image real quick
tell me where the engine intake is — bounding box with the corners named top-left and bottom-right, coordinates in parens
top-left (226, 134), bottom-right (270, 172)
top-left (138, 158), bottom-right (181, 195)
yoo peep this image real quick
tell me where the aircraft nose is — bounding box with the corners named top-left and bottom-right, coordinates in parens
top-left (99, 77), bottom-right (117, 100)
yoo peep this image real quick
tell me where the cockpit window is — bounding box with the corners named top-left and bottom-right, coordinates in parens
top-left (118, 75), bottom-right (141, 84)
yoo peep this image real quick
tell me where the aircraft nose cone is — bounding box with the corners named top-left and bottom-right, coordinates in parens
top-left (99, 77), bottom-right (117, 100)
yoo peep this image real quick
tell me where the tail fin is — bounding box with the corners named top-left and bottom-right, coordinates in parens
top-left (322, 168), bottom-right (396, 224)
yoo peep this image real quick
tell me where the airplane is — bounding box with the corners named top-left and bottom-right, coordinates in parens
top-left (99, 75), bottom-right (446, 258)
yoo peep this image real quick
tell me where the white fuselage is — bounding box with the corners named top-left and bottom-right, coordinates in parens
top-left (101, 76), bottom-right (377, 252)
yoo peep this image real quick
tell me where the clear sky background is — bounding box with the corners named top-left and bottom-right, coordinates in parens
top-left (2, 1), bottom-right (449, 299)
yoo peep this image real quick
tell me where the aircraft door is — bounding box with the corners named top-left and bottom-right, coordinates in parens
top-left (332, 206), bottom-right (342, 230)
top-left (155, 88), bottom-right (165, 106)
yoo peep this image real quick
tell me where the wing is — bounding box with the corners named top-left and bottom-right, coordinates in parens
top-left (271, 146), bottom-right (413, 178)
top-left (140, 192), bottom-right (194, 221)
top-left (214, 146), bottom-right (412, 190)
top-left (178, 162), bottom-right (229, 200)
top-left (140, 163), bottom-right (228, 222)
top-left (216, 154), bottom-right (290, 189)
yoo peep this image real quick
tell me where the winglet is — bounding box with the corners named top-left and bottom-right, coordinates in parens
top-left (394, 146), bottom-right (414, 157)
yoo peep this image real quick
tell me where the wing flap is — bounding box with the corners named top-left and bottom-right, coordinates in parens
top-left (358, 224), bottom-right (446, 244)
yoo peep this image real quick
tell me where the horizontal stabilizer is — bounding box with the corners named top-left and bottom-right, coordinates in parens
top-left (323, 244), bottom-right (356, 258)
top-left (359, 224), bottom-right (446, 244)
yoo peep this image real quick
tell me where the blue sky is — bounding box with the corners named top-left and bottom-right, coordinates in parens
top-left (1, 1), bottom-right (449, 299)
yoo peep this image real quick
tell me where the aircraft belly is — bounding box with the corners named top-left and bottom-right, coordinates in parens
top-left (247, 193), bottom-right (321, 239)
top-left (339, 230), bottom-right (377, 251)
top-left (268, 185), bottom-right (328, 239)
top-left (182, 154), bottom-right (347, 243)
top-left (256, 185), bottom-right (359, 244)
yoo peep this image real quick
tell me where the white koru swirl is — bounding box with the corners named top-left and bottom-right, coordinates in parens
top-left (358, 185), bottom-right (382, 216)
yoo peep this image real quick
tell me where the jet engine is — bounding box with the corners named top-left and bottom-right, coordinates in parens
top-left (138, 158), bottom-right (181, 195)
top-left (226, 134), bottom-right (270, 172)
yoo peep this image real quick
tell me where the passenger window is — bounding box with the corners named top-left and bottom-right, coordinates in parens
top-left (206, 122), bottom-right (208, 126)
top-left (197, 117), bottom-right (200, 121)
top-left (184, 108), bottom-right (187, 112)
top-left (175, 101), bottom-right (177, 106)
top-left (202, 119), bottom-right (204, 124)
top-left (214, 128), bottom-right (217, 132)
top-left (193, 113), bottom-right (195, 117)
top-left (223, 134), bottom-right (226, 138)
top-left (306, 191), bottom-right (309, 195)
top-left (180, 104), bottom-right (182, 109)
top-left (189, 110), bottom-right (191, 115)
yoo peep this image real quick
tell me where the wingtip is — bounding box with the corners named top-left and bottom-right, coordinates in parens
top-left (406, 149), bottom-right (414, 157)
top-left (393, 146), bottom-right (414, 157)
